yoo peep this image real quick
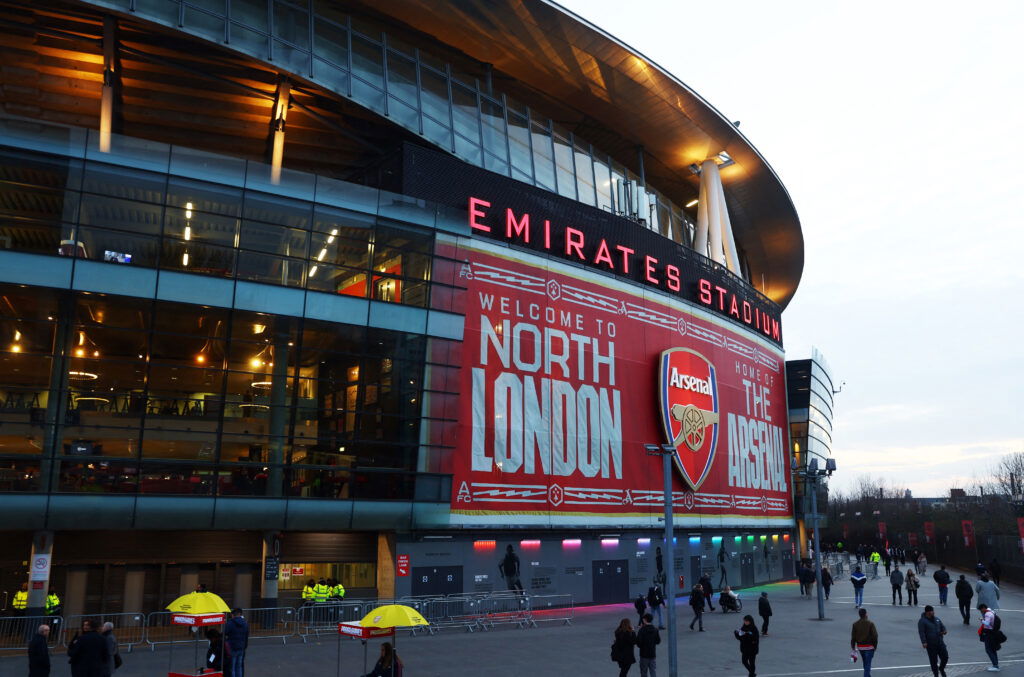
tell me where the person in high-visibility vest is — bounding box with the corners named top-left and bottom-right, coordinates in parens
top-left (12, 583), bottom-right (28, 615)
top-left (301, 579), bottom-right (316, 605)
top-left (313, 578), bottom-right (330, 603)
top-left (329, 578), bottom-right (346, 601)
top-left (45, 588), bottom-right (61, 616)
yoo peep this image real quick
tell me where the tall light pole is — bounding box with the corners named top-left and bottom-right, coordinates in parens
top-left (645, 443), bottom-right (678, 677)
top-left (794, 457), bottom-right (836, 620)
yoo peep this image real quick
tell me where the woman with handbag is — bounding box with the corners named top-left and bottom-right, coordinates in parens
top-left (906, 570), bottom-right (920, 607)
top-left (611, 618), bottom-right (637, 677)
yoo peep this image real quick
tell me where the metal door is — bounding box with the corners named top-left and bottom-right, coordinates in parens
top-left (411, 565), bottom-right (463, 597)
top-left (740, 552), bottom-right (754, 588)
top-left (781, 547), bottom-right (795, 579)
top-left (592, 559), bottom-right (628, 604)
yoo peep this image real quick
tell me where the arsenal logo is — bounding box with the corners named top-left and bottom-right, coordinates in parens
top-left (659, 348), bottom-right (720, 491)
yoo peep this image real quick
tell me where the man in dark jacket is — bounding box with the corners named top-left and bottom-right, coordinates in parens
top-left (646, 585), bottom-right (665, 629)
top-left (917, 605), bottom-right (948, 677)
top-left (890, 567), bottom-right (905, 605)
top-left (954, 574), bottom-right (973, 624)
top-left (988, 558), bottom-right (1002, 586)
top-left (850, 608), bottom-right (879, 676)
top-left (225, 608), bottom-right (249, 677)
top-left (932, 565), bottom-right (951, 606)
top-left (635, 613), bottom-right (660, 677)
top-left (757, 592), bottom-right (772, 636)
top-left (699, 573), bottom-right (715, 611)
top-left (688, 585), bottom-right (705, 631)
top-left (28, 624), bottom-right (50, 677)
top-left (67, 619), bottom-right (109, 677)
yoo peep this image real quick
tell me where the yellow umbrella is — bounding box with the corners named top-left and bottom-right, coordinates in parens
top-left (359, 604), bottom-right (428, 629)
top-left (166, 591), bottom-right (231, 615)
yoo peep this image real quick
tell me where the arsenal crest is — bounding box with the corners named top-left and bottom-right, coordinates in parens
top-left (659, 348), bottom-right (720, 491)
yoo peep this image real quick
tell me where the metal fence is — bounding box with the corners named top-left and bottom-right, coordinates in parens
top-left (0, 592), bottom-right (575, 652)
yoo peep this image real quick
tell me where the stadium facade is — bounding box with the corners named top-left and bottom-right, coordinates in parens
top-left (0, 0), bottom-right (804, 615)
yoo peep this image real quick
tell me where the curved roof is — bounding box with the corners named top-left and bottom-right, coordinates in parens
top-left (356, 0), bottom-right (804, 308)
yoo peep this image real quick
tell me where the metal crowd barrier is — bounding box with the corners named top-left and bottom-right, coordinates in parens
top-left (296, 600), bottom-right (377, 641)
top-left (144, 611), bottom-right (198, 650)
top-left (0, 615), bottom-right (63, 652)
top-left (244, 606), bottom-right (296, 644)
top-left (63, 612), bottom-right (146, 653)
top-left (529, 594), bottom-right (574, 625)
top-left (478, 593), bottom-right (531, 630)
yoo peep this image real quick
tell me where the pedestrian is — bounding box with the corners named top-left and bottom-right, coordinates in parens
top-left (890, 566), bottom-right (904, 605)
top-left (688, 584), bottom-right (705, 631)
top-left (988, 558), bottom-right (1001, 587)
top-left (758, 592), bottom-right (772, 636)
top-left (611, 618), bottom-right (637, 677)
top-left (800, 565), bottom-right (815, 598)
top-left (362, 641), bottom-right (403, 677)
top-left (647, 584), bottom-right (666, 629)
top-left (932, 565), bottom-right (951, 606)
top-left (734, 614), bottom-right (760, 677)
top-left (850, 608), bottom-right (878, 677)
top-left (975, 575), bottom-right (1000, 611)
top-left (225, 608), bottom-right (249, 677)
top-left (917, 605), bottom-right (948, 677)
top-left (883, 551), bottom-right (892, 577)
top-left (100, 622), bottom-right (120, 676)
top-left (955, 574), bottom-right (973, 624)
top-left (499, 544), bottom-right (524, 593)
top-left (67, 619), bottom-right (109, 677)
top-left (917, 552), bottom-right (928, 575)
top-left (634, 594), bottom-right (647, 626)
top-left (906, 569), bottom-right (920, 606)
top-left (204, 628), bottom-right (231, 677)
top-left (975, 561), bottom-right (986, 577)
top-left (850, 566), bottom-right (867, 608)
top-left (28, 624), bottom-right (50, 677)
top-left (869, 550), bottom-right (881, 579)
top-left (699, 573), bottom-right (715, 611)
top-left (822, 566), bottom-right (834, 599)
top-left (636, 613), bottom-right (660, 677)
top-left (978, 603), bottom-right (1003, 672)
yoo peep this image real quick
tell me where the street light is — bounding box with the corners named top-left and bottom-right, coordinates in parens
top-left (793, 456), bottom-right (837, 620)
top-left (645, 443), bottom-right (678, 677)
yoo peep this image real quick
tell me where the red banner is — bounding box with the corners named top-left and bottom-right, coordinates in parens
top-left (961, 520), bottom-right (975, 548)
top-left (878, 522), bottom-right (887, 539)
top-left (924, 522), bottom-right (935, 544)
top-left (908, 532), bottom-right (918, 547)
top-left (1017, 518), bottom-right (1024, 553)
top-left (446, 242), bottom-right (793, 526)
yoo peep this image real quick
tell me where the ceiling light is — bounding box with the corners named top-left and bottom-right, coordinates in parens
top-left (250, 357), bottom-right (263, 369)
top-left (308, 265), bottom-right (318, 278)
top-left (10, 343), bottom-right (21, 353)
top-left (14, 330), bottom-right (21, 342)
top-left (685, 199), bottom-right (698, 208)
top-left (184, 225), bottom-right (192, 241)
top-left (252, 324), bottom-right (266, 335)
top-left (327, 228), bottom-right (338, 244)
top-left (182, 252), bottom-right (189, 266)
top-left (74, 348), bottom-right (86, 358)
top-left (68, 370), bottom-right (98, 380)
top-left (714, 150), bottom-right (735, 167)
top-left (185, 201), bottom-right (193, 219)
top-left (195, 354), bottom-right (206, 364)
top-left (316, 248), bottom-right (327, 261)
top-left (92, 350), bottom-right (100, 357)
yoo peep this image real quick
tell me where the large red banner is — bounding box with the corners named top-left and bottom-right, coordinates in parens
top-left (448, 241), bottom-right (793, 527)
top-left (961, 520), bottom-right (975, 548)
top-left (924, 521), bottom-right (935, 544)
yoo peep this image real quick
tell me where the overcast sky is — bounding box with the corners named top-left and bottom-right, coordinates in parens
top-left (560, 0), bottom-right (1024, 496)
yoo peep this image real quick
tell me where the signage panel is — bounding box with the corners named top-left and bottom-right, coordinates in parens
top-left (446, 240), bottom-right (793, 527)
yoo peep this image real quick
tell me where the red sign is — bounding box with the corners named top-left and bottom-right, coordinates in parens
top-left (338, 622), bottom-right (395, 639)
top-left (291, 567), bottom-right (304, 576)
top-left (1017, 518), bottom-right (1024, 553)
top-left (924, 522), bottom-right (935, 544)
top-left (444, 242), bottom-right (793, 526)
top-left (878, 522), bottom-right (887, 539)
top-left (908, 532), bottom-right (918, 547)
top-left (961, 520), bottom-right (975, 548)
top-left (396, 554), bottom-right (410, 577)
top-left (171, 613), bottom-right (224, 627)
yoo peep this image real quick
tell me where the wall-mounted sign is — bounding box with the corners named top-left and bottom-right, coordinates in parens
top-left (397, 554), bottom-right (410, 577)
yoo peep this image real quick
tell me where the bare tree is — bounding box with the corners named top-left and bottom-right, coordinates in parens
top-left (989, 451), bottom-right (1024, 498)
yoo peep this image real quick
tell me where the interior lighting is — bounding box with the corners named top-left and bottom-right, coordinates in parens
top-left (252, 324), bottom-right (266, 335)
top-left (308, 265), bottom-right (318, 278)
top-left (74, 348), bottom-right (86, 358)
top-left (473, 540), bottom-right (497, 551)
top-left (636, 538), bottom-right (651, 546)
top-left (185, 202), bottom-right (193, 219)
top-left (250, 357), bottom-right (263, 369)
top-left (327, 228), bottom-right (338, 244)
top-left (520, 539), bottom-right (541, 549)
top-left (562, 539), bottom-right (582, 548)
top-left (184, 225), bottom-right (192, 241)
top-left (14, 330), bottom-right (21, 342)
top-left (10, 343), bottom-right (21, 353)
top-left (182, 252), bottom-right (189, 267)
top-left (600, 538), bottom-right (619, 547)
top-left (195, 354), bottom-right (206, 364)
top-left (316, 248), bottom-right (328, 261)
top-left (68, 371), bottom-right (98, 380)
top-left (92, 350), bottom-right (100, 357)
top-left (685, 199), bottom-right (698, 208)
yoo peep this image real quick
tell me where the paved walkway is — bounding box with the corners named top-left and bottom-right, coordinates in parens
top-left (2, 566), bottom-right (1021, 676)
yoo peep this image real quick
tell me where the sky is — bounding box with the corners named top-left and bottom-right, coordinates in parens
top-left (560, 0), bottom-right (1024, 496)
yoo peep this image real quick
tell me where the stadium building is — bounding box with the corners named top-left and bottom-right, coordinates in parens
top-left (0, 0), bottom-right (804, 615)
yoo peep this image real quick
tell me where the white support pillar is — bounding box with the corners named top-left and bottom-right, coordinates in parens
top-left (269, 77), bottom-right (291, 184)
top-left (695, 158), bottom-right (742, 275)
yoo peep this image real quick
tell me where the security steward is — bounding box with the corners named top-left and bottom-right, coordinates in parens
top-left (301, 578), bottom-right (316, 605)
top-left (330, 578), bottom-right (346, 601)
top-left (313, 578), bottom-right (331, 603)
top-left (45, 588), bottom-right (62, 615)
top-left (12, 583), bottom-right (28, 616)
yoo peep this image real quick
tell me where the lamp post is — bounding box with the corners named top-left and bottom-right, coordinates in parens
top-left (645, 443), bottom-right (678, 677)
top-left (794, 457), bottom-right (836, 620)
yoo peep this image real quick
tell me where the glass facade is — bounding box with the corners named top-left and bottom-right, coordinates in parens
top-left (786, 349), bottom-right (836, 520)
top-left (82, 0), bottom-right (695, 247)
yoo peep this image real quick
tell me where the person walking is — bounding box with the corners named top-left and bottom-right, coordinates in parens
top-left (917, 605), bottom-right (948, 677)
top-left (954, 574), bottom-right (973, 624)
top-left (882, 550), bottom-right (892, 577)
top-left (975, 575), bottom-right (1000, 611)
top-left (28, 624), bottom-right (50, 677)
top-left (225, 608), bottom-right (249, 677)
top-left (734, 615), bottom-right (760, 677)
top-left (822, 566), bottom-right (834, 600)
top-left (688, 584), bottom-right (705, 631)
top-left (758, 592), bottom-right (772, 636)
top-left (906, 569), bottom-right (920, 606)
top-left (890, 566), bottom-right (904, 605)
top-left (636, 613), bottom-right (660, 677)
top-left (917, 552), bottom-right (928, 575)
top-left (611, 618), bottom-right (637, 677)
top-left (850, 566), bottom-right (867, 608)
top-left (647, 585), bottom-right (665, 629)
top-left (100, 622), bottom-right (119, 676)
top-left (699, 573), bottom-right (715, 611)
top-left (978, 603), bottom-right (1003, 672)
top-left (67, 619), bottom-right (109, 677)
top-left (634, 594), bottom-right (647, 627)
top-left (988, 558), bottom-right (1001, 587)
top-left (869, 550), bottom-right (881, 579)
top-left (850, 608), bottom-right (878, 677)
top-left (932, 566), bottom-right (951, 606)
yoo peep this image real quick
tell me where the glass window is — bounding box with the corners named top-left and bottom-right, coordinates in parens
top-left (386, 52), bottom-right (417, 104)
top-left (507, 111), bottom-right (531, 179)
top-left (351, 34), bottom-right (384, 89)
top-left (574, 139), bottom-right (596, 207)
top-left (161, 239), bottom-right (236, 278)
top-left (239, 221), bottom-right (309, 258)
top-left (530, 120), bottom-right (556, 191)
top-left (236, 251), bottom-right (306, 287)
top-left (420, 67), bottom-right (450, 124)
top-left (167, 177), bottom-right (242, 217)
top-left (273, 0), bottom-right (309, 49)
top-left (480, 98), bottom-right (508, 175)
top-left (451, 82), bottom-right (479, 142)
top-left (82, 163), bottom-right (165, 204)
top-left (594, 157), bottom-right (612, 212)
top-left (243, 192), bottom-right (311, 230)
top-left (78, 195), bottom-right (163, 236)
top-left (185, 6), bottom-right (225, 43)
top-left (552, 127), bottom-right (576, 200)
top-left (313, 16), bottom-right (348, 67)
